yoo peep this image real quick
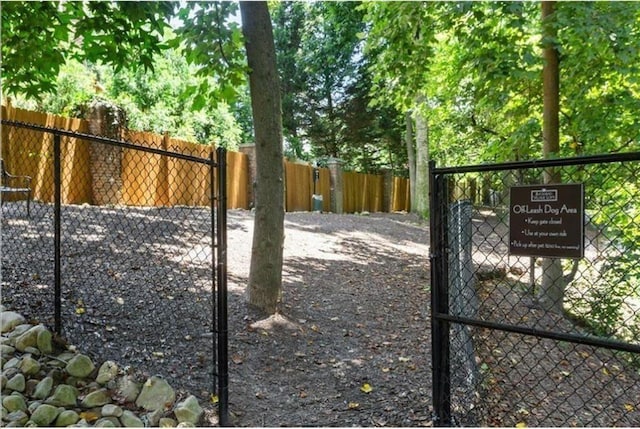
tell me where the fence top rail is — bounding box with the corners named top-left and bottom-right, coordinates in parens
top-left (1, 119), bottom-right (215, 166)
top-left (430, 151), bottom-right (640, 175)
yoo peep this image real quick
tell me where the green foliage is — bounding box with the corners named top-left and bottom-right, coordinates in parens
top-left (272, 1), bottom-right (404, 172)
top-left (1, 1), bottom-right (174, 99)
top-left (172, 2), bottom-right (247, 106)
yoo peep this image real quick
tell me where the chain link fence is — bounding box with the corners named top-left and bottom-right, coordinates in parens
top-left (430, 152), bottom-right (640, 427)
top-left (1, 120), bottom-right (229, 423)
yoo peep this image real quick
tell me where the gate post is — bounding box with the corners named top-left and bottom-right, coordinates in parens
top-left (215, 147), bottom-right (229, 426)
top-left (430, 161), bottom-right (451, 426)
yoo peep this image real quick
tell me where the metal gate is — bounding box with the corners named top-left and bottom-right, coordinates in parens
top-left (1, 120), bottom-right (229, 424)
top-left (430, 152), bottom-right (640, 426)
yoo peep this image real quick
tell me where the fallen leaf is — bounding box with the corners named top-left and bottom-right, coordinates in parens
top-left (602, 367), bottom-right (610, 376)
top-left (381, 367), bottom-right (391, 373)
top-left (75, 307), bottom-right (85, 315)
top-left (360, 383), bottom-right (373, 393)
top-left (152, 351), bottom-right (164, 358)
top-left (79, 411), bottom-right (99, 422)
top-left (515, 422), bottom-right (527, 428)
top-left (299, 391), bottom-right (308, 398)
top-left (398, 356), bottom-right (411, 362)
top-left (231, 354), bottom-right (244, 365)
top-left (211, 394), bottom-right (219, 404)
top-left (348, 402), bottom-right (360, 409)
top-left (624, 404), bottom-right (634, 412)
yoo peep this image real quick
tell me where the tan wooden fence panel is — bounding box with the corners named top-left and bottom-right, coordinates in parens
top-left (285, 161), bottom-right (312, 211)
top-left (121, 130), bottom-right (167, 206)
top-left (1, 104), bottom-right (92, 204)
top-left (166, 138), bottom-right (210, 207)
top-left (391, 177), bottom-right (411, 212)
top-left (343, 171), bottom-right (384, 213)
top-left (226, 150), bottom-right (249, 210)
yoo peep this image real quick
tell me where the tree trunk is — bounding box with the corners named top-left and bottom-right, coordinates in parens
top-left (241, 1), bottom-right (285, 315)
top-left (414, 97), bottom-right (430, 218)
top-left (406, 110), bottom-right (417, 213)
top-left (539, 0), bottom-right (564, 313)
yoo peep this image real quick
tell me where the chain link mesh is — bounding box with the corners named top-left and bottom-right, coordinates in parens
top-left (1, 122), bottom-right (224, 410)
top-left (433, 155), bottom-right (640, 426)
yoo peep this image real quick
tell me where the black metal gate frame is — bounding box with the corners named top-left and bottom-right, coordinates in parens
top-left (429, 152), bottom-right (640, 427)
top-left (1, 120), bottom-right (230, 425)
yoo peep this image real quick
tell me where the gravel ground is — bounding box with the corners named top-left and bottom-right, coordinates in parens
top-left (2, 201), bottom-right (639, 427)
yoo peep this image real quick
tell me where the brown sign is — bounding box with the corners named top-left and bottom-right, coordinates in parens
top-left (509, 183), bottom-right (584, 258)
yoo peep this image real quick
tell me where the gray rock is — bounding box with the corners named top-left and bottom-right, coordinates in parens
top-left (6, 373), bottom-right (25, 392)
top-left (115, 375), bottom-right (140, 402)
top-left (46, 384), bottom-right (78, 407)
top-left (120, 410), bottom-right (144, 427)
top-left (146, 408), bottom-right (164, 426)
top-left (2, 393), bottom-right (27, 412)
top-left (28, 400), bottom-right (43, 414)
top-left (0, 374), bottom-right (7, 390)
top-left (176, 422), bottom-right (195, 428)
top-left (55, 409), bottom-right (80, 427)
top-left (2, 367), bottom-right (20, 381)
top-left (1, 344), bottom-right (16, 356)
top-left (94, 417), bottom-right (118, 427)
top-left (81, 388), bottom-right (111, 408)
top-left (159, 417), bottom-right (178, 427)
top-left (65, 354), bottom-right (95, 378)
top-left (96, 361), bottom-right (118, 385)
top-left (173, 395), bottom-right (203, 425)
top-left (37, 328), bottom-right (53, 354)
top-left (5, 410), bottom-right (29, 426)
top-left (101, 404), bottom-right (123, 418)
top-left (33, 376), bottom-right (54, 400)
top-left (23, 346), bottom-right (41, 356)
top-left (19, 355), bottom-right (41, 376)
top-left (31, 403), bottom-right (61, 426)
top-left (8, 324), bottom-right (32, 338)
top-left (25, 378), bottom-right (39, 396)
top-left (135, 376), bottom-right (175, 411)
top-left (15, 325), bottom-right (46, 352)
top-left (0, 311), bottom-right (26, 333)
top-left (69, 418), bottom-right (91, 427)
top-left (4, 356), bottom-right (20, 369)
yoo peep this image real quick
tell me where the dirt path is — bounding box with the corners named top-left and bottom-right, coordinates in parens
top-left (226, 211), bottom-right (433, 426)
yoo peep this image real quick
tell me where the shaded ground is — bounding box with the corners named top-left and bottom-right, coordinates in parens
top-left (2, 202), bottom-right (639, 427)
top-left (1, 204), bottom-right (433, 426)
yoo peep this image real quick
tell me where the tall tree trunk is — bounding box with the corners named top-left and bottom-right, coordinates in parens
top-left (414, 97), bottom-right (430, 218)
top-left (241, 1), bottom-right (285, 315)
top-left (539, 0), bottom-right (564, 313)
top-left (406, 110), bottom-right (417, 213)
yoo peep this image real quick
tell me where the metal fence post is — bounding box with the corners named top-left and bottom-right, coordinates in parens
top-left (216, 147), bottom-right (229, 426)
top-left (430, 162), bottom-right (451, 426)
top-left (448, 199), bottom-right (479, 425)
top-left (54, 133), bottom-right (62, 335)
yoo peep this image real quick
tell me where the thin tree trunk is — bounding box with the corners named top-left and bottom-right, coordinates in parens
top-left (406, 110), bottom-right (417, 213)
top-left (539, 0), bottom-right (564, 313)
top-left (241, 1), bottom-right (285, 315)
top-left (414, 98), bottom-right (430, 218)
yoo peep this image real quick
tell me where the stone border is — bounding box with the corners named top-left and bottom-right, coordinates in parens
top-left (1, 307), bottom-right (204, 427)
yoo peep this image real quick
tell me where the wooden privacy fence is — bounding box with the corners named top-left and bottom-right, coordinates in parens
top-left (2, 102), bottom-right (410, 213)
top-left (1, 103), bottom-right (248, 209)
top-left (284, 161), bottom-right (331, 212)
